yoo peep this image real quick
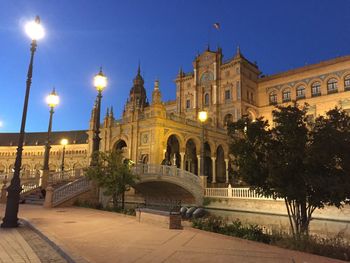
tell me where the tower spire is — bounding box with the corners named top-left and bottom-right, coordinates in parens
top-left (137, 61), bottom-right (141, 76)
top-left (110, 106), bottom-right (114, 118)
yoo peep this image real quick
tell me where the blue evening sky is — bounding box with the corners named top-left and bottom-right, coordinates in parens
top-left (1, 0), bottom-right (350, 132)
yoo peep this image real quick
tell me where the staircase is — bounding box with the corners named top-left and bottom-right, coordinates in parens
top-left (21, 180), bottom-right (71, 205)
top-left (52, 177), bottom-right (91, 207)
top-left (21, 189), bottom-right (45, 205)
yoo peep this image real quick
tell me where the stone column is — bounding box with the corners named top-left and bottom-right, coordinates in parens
top-left (200, 175), bottom-right (208, 189)
top-left (197, 155), bottom-right (201, 176)
top-left (211, 156), bottom-right (216, 183)
top-left (180, 152), bottom-right (185, 170)
top-left (225, 158), bottom-right (229, 183)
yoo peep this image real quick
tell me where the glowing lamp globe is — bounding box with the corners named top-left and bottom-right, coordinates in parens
top-left (25, 16), bottom-right (45, 40)
top-left (60, 138), bottom-right (68, 146)
top-left (94, 69), bottom-right (107, 92)
top-left (46, 89), bottom-right (59, 108)
top-left (198, 111), bottom-right (208, 123)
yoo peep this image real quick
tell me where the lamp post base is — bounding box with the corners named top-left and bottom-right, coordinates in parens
top-left (1, 188), bottom-right (21, 228)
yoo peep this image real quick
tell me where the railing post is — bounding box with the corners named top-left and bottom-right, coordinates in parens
top-left (43, 185), bottom-right (54, 208)
top-left (228, 184), bottom-right (232, 198)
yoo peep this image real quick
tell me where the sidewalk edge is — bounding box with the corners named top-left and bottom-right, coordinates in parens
top-left (20, 218), bottom-right (90, 263)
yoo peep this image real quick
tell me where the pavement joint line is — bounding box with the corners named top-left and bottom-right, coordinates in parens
top-left (20, 218), bottom-right (90, 263)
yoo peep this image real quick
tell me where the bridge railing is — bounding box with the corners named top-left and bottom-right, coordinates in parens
top-left (132, 164), bottom-right (202, 186)
top-left (205, 186), bottom-right (283, 201)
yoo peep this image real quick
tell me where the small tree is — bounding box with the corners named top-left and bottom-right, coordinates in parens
top-left (86, 150), bottom-right (137, 209)
top-left (228, 105), bottom-right (350, 237)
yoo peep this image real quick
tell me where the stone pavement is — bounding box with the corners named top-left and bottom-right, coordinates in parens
top-left (0, 204), bottom-right (346, 263)
top-left (0, 227), bottom-right (41, 263)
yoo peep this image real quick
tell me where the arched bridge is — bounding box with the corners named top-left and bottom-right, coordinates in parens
top-left (132, 164), bottom-right (204, 205)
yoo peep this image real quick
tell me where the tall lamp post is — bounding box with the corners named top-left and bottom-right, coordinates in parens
top-left (198, 110), bottom-right (208, 180)
top-left (42, 89), bottom-right (59, 187)
top-left (91, 68), bottom-right (107, 166)
top-left (1, 16), bottom-right (45, 228)
top-left (60, 138), bottom-right (68, 174)
top-left (61, 139), bottom-right (68, 173)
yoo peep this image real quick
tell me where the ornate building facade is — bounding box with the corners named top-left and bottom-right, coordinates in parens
top-left (1, 47), bottom-right (350, 185)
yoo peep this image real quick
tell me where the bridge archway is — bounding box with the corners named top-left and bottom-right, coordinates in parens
top-left (165, 135), bottom-right (181, 167)
top-left (134, 181), bottom-right (198, 205)
top-left (185, 139), bottom-right (198, 175)
top-left (132, 164), bottom-right (203, 205)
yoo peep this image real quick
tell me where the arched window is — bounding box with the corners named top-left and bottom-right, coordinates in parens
top-left (327, 78), bottom-right (338, 94)
top-left (345, 75), bottom-right (350, 91)
top-left (296, 86), bottom-right (305, 99)
top-left (282, 89), bottom-right (291, 102)
top-left (204, 93), bottom-right (210, 106)
top-left (269, 91), bottom-right (277, 105)
top-left (311, 81), bottom-right (321, 97)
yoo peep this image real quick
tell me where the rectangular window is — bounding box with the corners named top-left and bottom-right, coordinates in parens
top-left (311, 85), bottom-right (321, 97)
top-left (345, 79), bottom-right (350, 91)
top-left (282, 91), bottom-right (291, 102)
top-left (186, 99), bottom-right (190, 109)
top-left (296, 88), bottom-right (305, 99)
top-left (225, 90), bottom-right (231, 100)
top-left (269, 94), bottom-right (277, 105)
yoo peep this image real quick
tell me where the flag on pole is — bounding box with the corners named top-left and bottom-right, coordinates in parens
top-left (213, 22), bottom-right (220, 30)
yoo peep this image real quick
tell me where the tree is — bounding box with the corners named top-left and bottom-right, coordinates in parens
top-left (86, 150), bottom-right (137, 209)
top-left (228, 105), bottom-right (350, 237)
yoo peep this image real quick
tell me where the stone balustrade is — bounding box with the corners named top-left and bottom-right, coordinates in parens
top-left (205, 186), bottom-right (283, 201)
top-left (133, 163), bottom-right (202, 187)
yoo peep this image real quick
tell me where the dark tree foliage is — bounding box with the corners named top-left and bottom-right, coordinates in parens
top-left (228, 105), bottom-right (350, 237)
top-left (86, 150), bottom-right (137, 209)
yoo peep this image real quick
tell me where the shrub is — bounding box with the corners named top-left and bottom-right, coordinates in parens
top-left (192, 215), bottom-right (350, 261)
top-left (192, 216), bottom-right (270, 243)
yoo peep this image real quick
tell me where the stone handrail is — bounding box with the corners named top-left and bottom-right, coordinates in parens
top-left (133, 164), bottom-right (202, 186)
top-left (205, 186), bottom-right (283, 201)
top-left (48, 169), bottom-right (84, 184)
top-left (52, 177), bottom-right (91, 207)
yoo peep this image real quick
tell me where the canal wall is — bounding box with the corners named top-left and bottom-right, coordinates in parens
top-left (205, 197), bottom-right (350, 222)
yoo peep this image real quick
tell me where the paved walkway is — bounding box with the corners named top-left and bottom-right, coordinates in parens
top-left (0, 227), bottom-right (40, 263)
top-left (0, 204), bottom-right (346, 263)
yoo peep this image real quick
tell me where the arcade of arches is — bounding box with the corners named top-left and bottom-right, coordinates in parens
top-left (164, 134), bottom-right (229, 183)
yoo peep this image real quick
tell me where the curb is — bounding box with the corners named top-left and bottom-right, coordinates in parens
top-left (20, 218), bottom-right (89, 263)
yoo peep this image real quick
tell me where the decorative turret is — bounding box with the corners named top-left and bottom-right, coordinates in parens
top-left (89, 99), bottom-right (97, 130)
top-left (152, 79), bottom-right (162, 105)
top-left (110, 106), bottom-right (114, 119)
top-left (234, 45), bottom-right (243, 59)
top-left (128, 64), bottom-right (148, 110)
top-left (177, 67), bottom-right (184, 78)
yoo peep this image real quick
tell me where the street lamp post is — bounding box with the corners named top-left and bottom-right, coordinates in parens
top-left (91, 68), bottom-right (107, 166)
top-left (60, 139), bottom-right (68, 174)
top-left (198, 110), bottom-right (208, 180)
top-left (42, 89), bottom-right (59, 187)
top-left (1, 16), bottom-right (45, 228)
